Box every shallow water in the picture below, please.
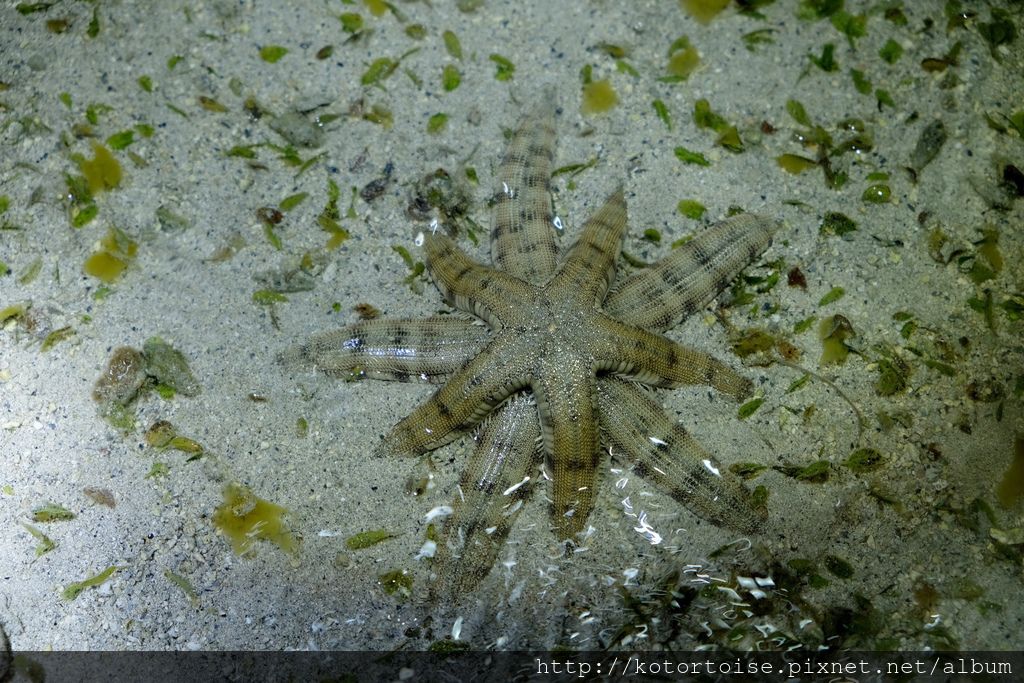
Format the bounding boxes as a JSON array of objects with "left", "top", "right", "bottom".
[{"left": 1, "top": 0, "right": 1022, "bottom": 652}]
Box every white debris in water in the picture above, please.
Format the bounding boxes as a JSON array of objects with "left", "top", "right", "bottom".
[{"left": 424, "top": 505, "right": 453, "bottom": 522}]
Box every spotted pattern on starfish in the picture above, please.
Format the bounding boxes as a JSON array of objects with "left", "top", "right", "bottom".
[{"left": 284, "top": 99, "right": 777, "bottom": 594}]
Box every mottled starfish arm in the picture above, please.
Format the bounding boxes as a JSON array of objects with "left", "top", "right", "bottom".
[
  {"left": 550, "top": 190, "right": 628, "bottom": 304},
  {"left": 379, "top": 337, "right": 530, "bottom": 456},
  {"left": 595, "top": 316, "right": 753, "bottom": 400},
  {"left": 422, "top": 233, "right": 532, "bottom": 327},
  {"left": 606, "top": 214, "right": 778, "bottom": 333},
  {"left": 433, "top": 395, "right": 541, "bottom": 595},
  {"left": 597, "top": 379, "right": 766, "bottom": 534},
  {"left": 490, "top": 100, "right": 560, "bottom": 285},
  {"left": 279, "top": 317, "right": 489, "bottom": 383},
  {"left": 535, "top": 356, "right": 602, "bottom": 539}
]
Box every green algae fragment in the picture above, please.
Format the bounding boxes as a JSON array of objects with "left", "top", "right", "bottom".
[
  {"left": 212, "top": 483, "right": 298, "bottom": 556},
  {"left": 809, "top": 43, "right": 837, "bottom": 72},
  {"left": 674, "top": 146, "right": 710, "bottom": 167},
  {"left": 21, "top": 523, "right": 55, "bottom": 556},
  {"left": 742, "top": 28, "right": 776, "bottom": 51},
  {"left": 791, "top": 460, "right": 830, "bottom": 482},
  {"left": 978, "top": 8, "right": 1017, "bottom": 59},
  {"left": 823, "top": 554, "right": 854, "bottom": 579},
  {"left": 142, "top": 337, "right": 200, "bottom": 397},
  {"left": 362, "top": 103, "right": 393, "bottom": 128},
  {"left": 345, "top": 529, "right": 397, "bottom": 550},
  {"left": 442, "top": 30, "right": 462, "bottom": 60},
  {"left": 862, "top": 184, "right": 891, "bottom": 203},
  {"left": 850, "top": 68, "right": 872, "bottom": 94},
  {"left": 106, "top": 130, "right": 134, "bottom": 150},
  {"left": 155, "top": 205, "right": 190, "bottom": 232},
  {"left": 729, "top": 462, "right": 767, "bottom": 480},
  {"left": 339, "top": 12, "right": 363, "bottom": 32},
  {"left": 362, "top": 58, "right": 397, "bottom": 86},
  {"left": 831, "top": 11, "right": 866, "bottom": 47},
  {"left": 875, "top": 357, "right": 910, "bottom": 396},
  {"left": 996, "top": 435, "right": 1024, "bottom": 509},
  {"left": 296, "top": 416, "right": 308, "bottom": 438},
  {"left": 442, "top": 64, "right": 461, "bottom": 91},
  {"left": 580, "top": 79, "right": 618, "bottom": 115},
  {"left": 0, "top": 301, "right": 31, "bottom": 324},
  {"left": 404, "top": 24, "right": 426, "bottom": 39},
  {"left": 41, "top": 326, "right": 74, "bottom": 352},
  {"left": 819, "top": 211, "right": 857, "bottom": 238},
  {"left": 81, "top": 227, "right": 137, "bottom": 282},
  {"left": 819, "top": 314, "right": 854, "bottom": 365},
  {"left": 361, "top": 50, "right": 420, "bottom": 87},
  {"left": 83, "top": 251, "right": 127, "bottom": 283},
  {"left": 818, "top": 286, "right": 845, "bottom": 306},
  {"left": 32, "top": 503, "right": 75, "bottom": 522},
  {"left": 679, "top": 0, "right": 729, "bottom": 24},
  {"left": 62, "top": 566, "right": 119, "bottom": 601},
  {"left": 17, "top": 257, "right": 41, "bottom": 285},
  {"left": 738, "top": 397, "right": 764, "bottom": 419},
  {"left": 378, "top": 569, "right": 413, "bottom": 599},
  {"left": 78, "top": 142, "right": 122, "bottom": 194},
  {"left": 843, "top": 447, "right": 884, "bottom": 473},
  {"left": 86, "top": 5, "right": 99, "bottom": 36},
  {"left": 17, "top": 2, "right": 55, "bottom": 15},
  {"left": 427, "top": 112, "right": 448, "bottom": 134},
  {"left": 731, "top": 328, "right": 776, "bottom": 359},
  {"left": 677, "top": 200, "right": 706, "bottom": 219},
  {"left": 879, "top": 38, "right": 903, "bottom": 64},
  {"left": 318, "top": 179, "right": 351, "bottom": 249},
  {"left": 259, "top": 45, "right": 288, "bottom": 63},
  {"left": 665, "top": 40, "right": 700, "bottom": 80},
  {"left": 279, "top": 192, "right": 308, "bottom": 211},
  {"left": 154, "top": 384, "right": 176, "bottom": 399},
  {"left": 786, "top": 374, "right": 811, "bottom": 393},
  {"left": 777, "top": 154, "right": 817, "bottom": 174},
  {"left": 164, "top": 569, "right": 198, "bottom": 604},
  {"left": 642, "top": 228, "right": 661, "bottom": 244},
  {"left": 489, "top": 54, "right": 515, "bottom": 81},
  {"left": 227, "top": 145, "right": 258, "bottom": 159},
  {"left": 144, "top": 420, "right": 177, "bottom": 448},
  {"left": 137, "top": 75, "right": 153, "bottom": 92},
  {"left": 145, "top": 420, "right": 204, "bottom": 458},
  {"left": 875, "top": 89, "right": 895, "bottom": 109},
  {"left": 652, "top": 99, "right": 672, "bottom": 130},
  {"left": 253, "top": 289, "right": 288, "bottom": 305},
  {"left": 693, "top": 99, "right": 742, "bottom": 152},
  {"left": 146, "top": 462, "right": 169, "bottom": 479},
  {"left": 363, "top": 0, "right": 387, "bottom": 16},
  {"left": 786, "top": 99, "right": 812, "bottom": 126}
]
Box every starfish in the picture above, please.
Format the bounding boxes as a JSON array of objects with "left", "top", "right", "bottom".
[{"left": 285, "top": 99, "right": 776, "bottom": 593}]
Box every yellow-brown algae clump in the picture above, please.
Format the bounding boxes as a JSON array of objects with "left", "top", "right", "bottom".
[{"left": 212, "top": 483, "right": 298, "bottom": 556}]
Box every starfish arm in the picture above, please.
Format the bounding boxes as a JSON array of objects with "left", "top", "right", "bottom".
[
  {"left": 535, "top": 356, "right": 602, "bottom": 539},
  {"left": 433, "top": 395, "right": 541, "bottom": 595},
  {"left": 422, "top": 233, "right": 532, "bottom": 327},
  {"left": 379, "top": 337, "right": 530, "bottom": 456},
  {"left": 280, "top": 317, "right": 488, "bottom": 383},
  {"left": 490, "top": 100, "right": 560, "bottom": 285},
  {"left": 606, "top": 213, "right": 778, "bottom": 332},
  {"left": 597, "top": 379, "right": 766, "bottom": 534},
  {"left": 594, "top": 316, "right": 753, "bottom": 400},
  {"left": 551, "top": 190, "right": 628, "bottom": 304}
]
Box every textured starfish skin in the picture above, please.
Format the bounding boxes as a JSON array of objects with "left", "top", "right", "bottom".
[{"left": 285, "top": 100, "right": 777, "bottom": 593}]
